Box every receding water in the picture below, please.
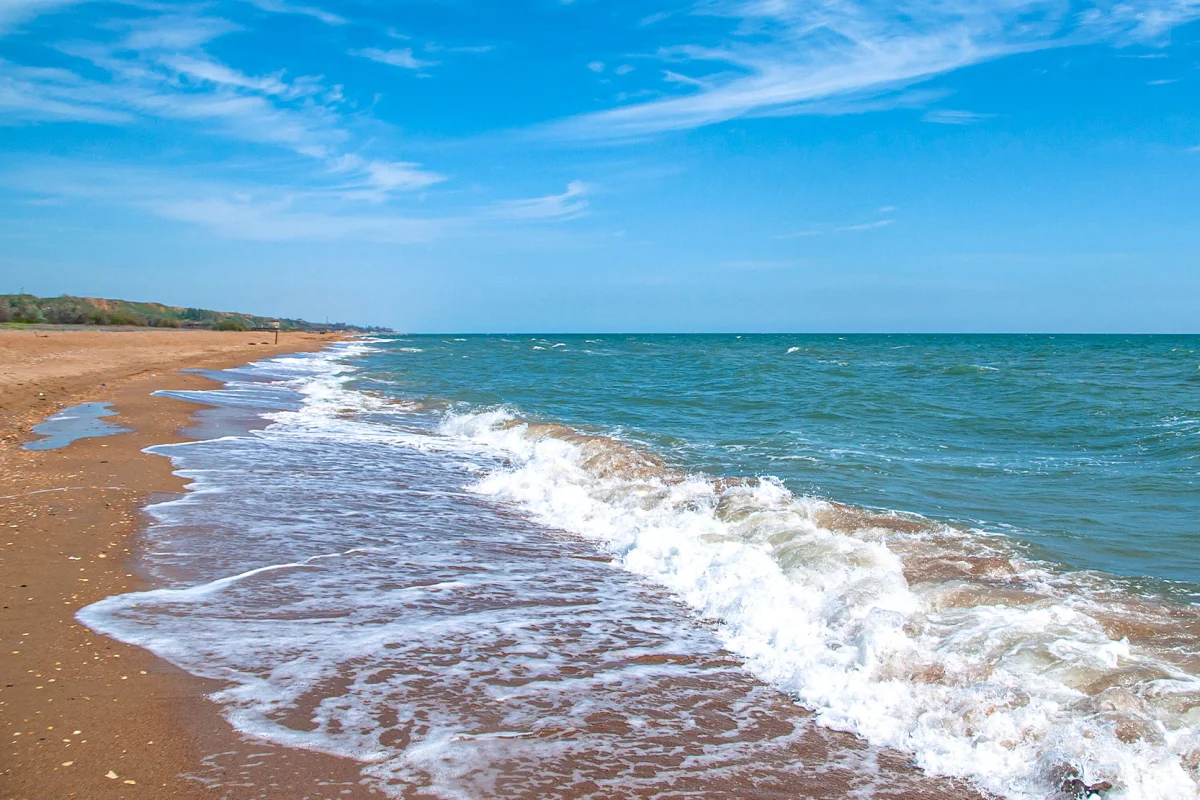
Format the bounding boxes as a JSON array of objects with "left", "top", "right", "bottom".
[{"left": 80, "top": 336, "right": 1200, "bottom": 800}]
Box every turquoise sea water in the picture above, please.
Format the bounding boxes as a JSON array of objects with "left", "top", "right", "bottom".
[{"left": 357, "top": 334, "right": 1200, "bottom": 592}]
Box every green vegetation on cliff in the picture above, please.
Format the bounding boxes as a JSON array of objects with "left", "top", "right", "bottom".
[{"left": 0, "top": 295, "right": 388, "bottom": 332}]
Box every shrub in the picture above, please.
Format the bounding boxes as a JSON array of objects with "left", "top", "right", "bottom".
[
  {"left": 215, "top": 319, "right": 249, "bottom": 332},
  {"left": 182, "top": 307, "right": 218, "bottom": 322},
  {"left": 107, "top": 311, "right": 144, "bottom": 326},
  {"left": 12, "top": 301, "right": 44, "bottom": 323}
]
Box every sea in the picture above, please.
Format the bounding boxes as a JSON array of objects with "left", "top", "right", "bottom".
[{"left": 79, "top": 334, "right": 1200, "bottom": 799}]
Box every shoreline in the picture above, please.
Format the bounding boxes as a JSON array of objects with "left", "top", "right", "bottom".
[{"left": 0, "top": 329, "right": 384, "bottom": 799}]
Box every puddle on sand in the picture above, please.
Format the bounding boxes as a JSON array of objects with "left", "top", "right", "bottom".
[{"left": 24, "top": 402, "right": 132, "bottom": 451}]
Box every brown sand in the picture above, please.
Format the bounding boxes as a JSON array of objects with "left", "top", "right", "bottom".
[{"left": 0, "top": 328, "right": 383, "bottom": 799}]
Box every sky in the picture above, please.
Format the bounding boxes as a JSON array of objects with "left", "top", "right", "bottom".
[{"left": 0, "top": 0, "right": 1198, "bottom": 332}]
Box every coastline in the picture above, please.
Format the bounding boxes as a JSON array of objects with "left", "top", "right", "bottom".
[{"left": 0, "top": 329, "right": 383, "bottom": 799}]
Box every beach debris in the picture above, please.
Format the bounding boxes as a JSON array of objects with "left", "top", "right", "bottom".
[
  {"left": 61, "top": 761, "right": 73, "bottom": 767},
  {"left": 105, "top": 770, "right": 119, "bottom": 779}
]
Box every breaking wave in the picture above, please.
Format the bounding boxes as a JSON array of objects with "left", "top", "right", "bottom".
[{"left": 439, "top": 408, "right": 1200, "bottom": 800}]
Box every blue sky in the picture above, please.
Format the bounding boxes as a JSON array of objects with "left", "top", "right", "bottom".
[{"left": 1, "top": 0, "right": 1197, "bottom": 332}]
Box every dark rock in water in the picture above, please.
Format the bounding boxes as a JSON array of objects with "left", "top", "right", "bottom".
[{"left": 1062, "top": 777, "right": 1114, "bottom": 798}]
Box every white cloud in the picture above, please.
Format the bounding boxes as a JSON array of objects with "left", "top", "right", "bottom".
[
  {"left": 662, "top": 69, "right": 709, "bottom": 88},
  {"left": 587, "top": 60, "right": 605, "bottom": 73},
  {"left": 425, "top": 42, "right": 495, "bottom": 54},
  {"left": 157, "top": 54, "right": 300, "bottom": 98},
  {"left": 923, "top": 109, "right": 995, "bottom": 124},
  {"left": 639, "top": 11, "right": 672, "bottom": 27},
  {"left": 119, "top": 15, "right": 240, "bottom": 51},
  {"left": 0, "top": 0, "right": 85, "bottom": 36},
  {"left": 329, "top": 154, "right": 446, "bottom": 201},
  {"left": 837, "top": 218, "right": 895, "bottom": 232},
  {"left": 353, "top": 47, "right": 437, "bottom": 70},
  {"left": 0, "top": 66, "right": 130, "bottom": 123},
  {"left": 7, "top": 161, "right": 451, "bottom": 243},
  {"left": 491, "top": 181, "right": 589, "bottom": 221},
  {"left": 0, "top": 12, "right": 447, "bottom": 203},
  {"left": 241, "top": 0, "right": 345, "bottom": 26},
  {"left": 779, "top": 218, "right": 896, "bottom": 238},
  {"left": 722, "top": 259, "right": 803, "bottom": 269},
  {"left": 547, "top": 0, "right": 1200, "bottom": 140},
  {"left": 150, "top": 196, "right": 442, "bottom": 242}
]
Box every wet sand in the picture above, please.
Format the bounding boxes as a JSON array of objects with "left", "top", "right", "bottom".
[{"left": 0, "top": 328, "right": 383, "bottom": 799}]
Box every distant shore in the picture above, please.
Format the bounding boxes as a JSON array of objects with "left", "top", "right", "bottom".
[{"left": 0, "top": 328, "right": 384, "bottom": 798}]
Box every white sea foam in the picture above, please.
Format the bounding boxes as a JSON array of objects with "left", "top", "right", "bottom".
[{"left": 438, "top": 409, "right": 1200, "bottom": 800}]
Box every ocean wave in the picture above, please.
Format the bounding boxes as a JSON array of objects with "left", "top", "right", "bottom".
[
  {"left": 438, "top": 409, "right": 1200, "bottom": 800},
  {"left": 944, "top": 364, "right": 1002, "bottom": 376}
]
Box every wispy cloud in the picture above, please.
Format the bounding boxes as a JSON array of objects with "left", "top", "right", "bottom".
[
  {"left": 639, "top": 11, "right": 672, "bottom": 27},
  {"left": 425, "top": 42, "right": 495, "bottom": 55},
  {"left": 546, "top": 0, "right": 1200, "bottom": 141},
  {"left": 923, "top": 109, "right": 996, "bottom": 125},
  {"left": 10, "top": 159, "right": 591, "bottom": 243},
  {"left": 7, "top": 161, "right": 452, "bottom": 243},
  {"left": 838, "top": 219, "right": 896, "bottom": 232},
  {"left": 329, "top": 155, "right": 445, "bottom": 201},
  {"left": 779, "top": 218, "right": 896, "bottom": 238},
  {"left": 119, "top": 14, "right": 240, "bottom": 50},
  {"left": 0, "top": 0, "right": 86, "bottom": 36},
  {"left": 157, "top": 53, "right": 304, "bottom": 98},
  {"left": 0, "top": 61, "right": 132, "bottom": 123},
  {"left": 353, "top": 47, "right": 437, "bottom": 71},
  {"left": 0, "top": 3, "right": 592, "bottom": 245},
  {"left": 241, "top": 0, "right": 345, "bottom": 26},
  {"left": 0, "top": 12, "right": 444, "bottom": 201},
  {"left": 491, "top": 181, "right": 589, "bottom": 221},
  {"left": 150, "top": 195, "right": 443, "bottom": 242},
  {"left": 722, "top": 259, "right": 803, "bottom": 270}
]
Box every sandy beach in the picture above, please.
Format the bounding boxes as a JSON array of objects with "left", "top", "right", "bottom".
[{"left": 0, "top": 328, "right": 384, "bottom": 799}]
